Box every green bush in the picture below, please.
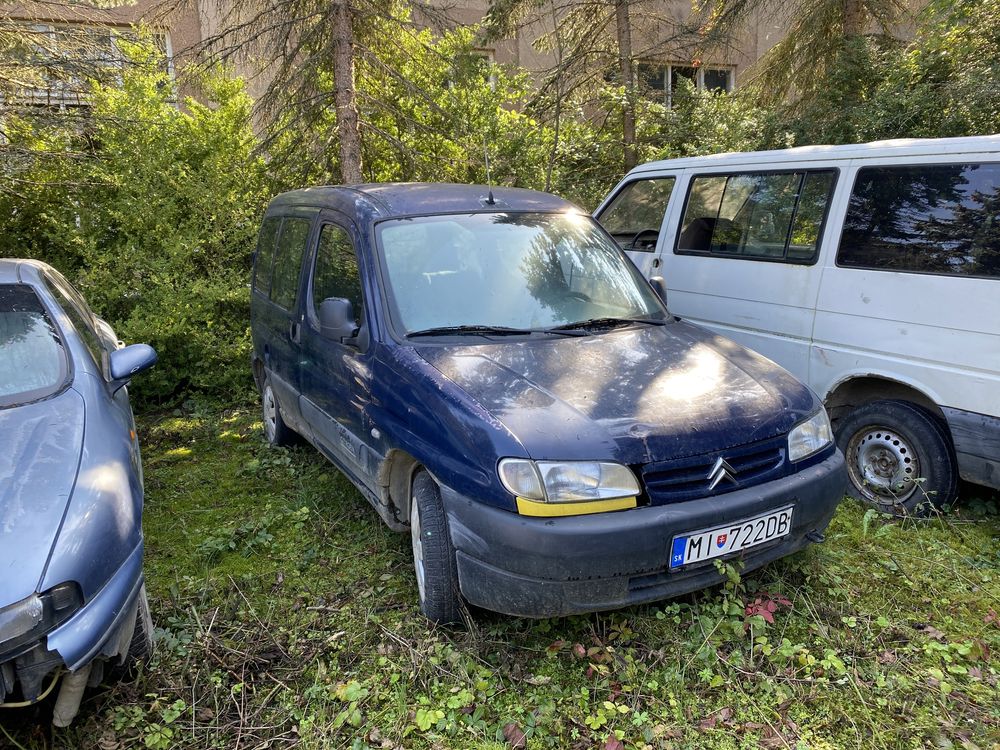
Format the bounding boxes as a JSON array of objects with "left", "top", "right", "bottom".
[{"left": 0, "top": 42, "right": 269, "bottom": 404}]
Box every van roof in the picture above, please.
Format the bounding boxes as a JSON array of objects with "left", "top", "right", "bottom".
[
  {"left": 629, "top": 134, "right": 1000, "bottom": 175},
  {"left": 268, "top": 183, "right": 577, "bottom": 219}
]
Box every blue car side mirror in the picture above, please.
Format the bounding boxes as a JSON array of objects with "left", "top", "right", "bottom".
[
  {"left": 319, "top": 297, "right": 358, "bottom": 342},
  {"left": 109, "top": 343, "right": 157, "bottom": 386}
]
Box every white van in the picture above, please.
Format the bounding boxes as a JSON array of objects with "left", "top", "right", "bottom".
[{"left": 595, "top": 135, "right": 1000, "bottom": 513}]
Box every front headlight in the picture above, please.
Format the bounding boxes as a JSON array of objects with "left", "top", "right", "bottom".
[
  {"left": 0, "top": 595, "right": 43, "bottom": 647},
  {"left": 787, "top": 409, "right": 834, "bottom": 462},
  {"left": 0, "top": 583, "right": 82, "bottom": 655},
  {"left": 498, "top": 459, "right": 640, "bottom": 503}
]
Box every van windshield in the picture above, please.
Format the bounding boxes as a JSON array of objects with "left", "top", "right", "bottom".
[
  {"left": 377, "top": 212, "right": 666, "bottom": 336},
  {"left": 0, "top": 284, "right": 68, "bottom": 407}
]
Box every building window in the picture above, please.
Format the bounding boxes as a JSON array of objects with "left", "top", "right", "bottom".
[
  {"left": 448, "top": 48, "right": 496, "bottom": 90},
  {"left": 4, "top": 23, "right": 171, "bottom": 108},
  {"left": 638, "top": 63, "right": 734, "bottom": 106}
]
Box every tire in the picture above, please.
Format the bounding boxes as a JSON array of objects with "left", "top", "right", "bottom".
[
  {"left": 835, "top": 399, "right": 958, "bottom": 515},
  {"left": 409, "top": 472, "right": 462, "bottom": 624},
  {"left": 108, "top": 585, "right": 153, "bottom": 682},
  {"left": 261, "top": 375, "right": 295, "bottom": 447}
]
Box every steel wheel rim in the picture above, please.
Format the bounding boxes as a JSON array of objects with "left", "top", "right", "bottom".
[
  {"left": 262, "top": 385, "right": 277, "bottom": 442},
  {"left": 410, "top": 497, "right": 426, "bottom": 602},
  {"left": 846, "top": 424, "right": 919, "bottom": 503}
]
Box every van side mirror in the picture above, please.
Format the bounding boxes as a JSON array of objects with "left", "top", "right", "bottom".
[
  {"left": 109, "top": 343, "right": 157, "bottom": 391},
  {"left": 320, "top": 297, "right": 358, "bottom": 341},
  {"left": 649, "top": 276, "right": 668, "bottom": 305}
]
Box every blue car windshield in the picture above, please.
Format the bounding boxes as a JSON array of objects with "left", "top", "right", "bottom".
[
  {"left": 377, "top": 211, "right": 665, "bottom": 335},
  {"left": 0, "top": 285, "right": 68, "bottom": 407}
]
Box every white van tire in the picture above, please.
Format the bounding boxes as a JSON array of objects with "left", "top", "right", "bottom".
[
  {"left": 410, "top": 472, "right": 462, "bottom": 625},
  {"left": 835, "top": 399, "right": 958, "bottom": 515},
  {"left": 261, "top": 376, "right": 295, "bottom": 447}
]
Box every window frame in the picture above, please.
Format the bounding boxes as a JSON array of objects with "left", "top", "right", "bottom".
[
  {"left": 673, "top": 167, "right": 840, "bottom": 267},
  {"left": 637, "top": 63, "right": 735, "bottom": 107},
  {"left": 252, "top": 215, "right": 283, "bottom": 298},
  {"left": 0, "top": 283, "right": 72, "bottom": 408},
  {"left": 10, "top": 22, "right": 173, "bottom": 109},
  {"left": 264, "top": 213, "right": 315, "bottom": 312},
  {"left": 41, "top": 269, "right": 110, "bottom": 377},
  {"left": 834, "top": 161, "right": 1000, "bottom": 281},
  {"left": 595, "top": 176, "right": 677, "bottom": 253},
  {"left": 306, "top": 219, "right": 367, "bottom": 333}
]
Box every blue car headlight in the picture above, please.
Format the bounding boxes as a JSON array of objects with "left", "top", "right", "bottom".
[
  {"left": 787, "top": 409, "right": 834, "bottom": 462},
  {"left": 498, "top": 459, "right": 640, "bottom": 503},
  {"left": 0, "top": 583, "right": 83, "bottom": 656}
]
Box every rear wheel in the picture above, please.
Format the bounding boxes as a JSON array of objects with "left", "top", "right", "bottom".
[
  {"left": 835, "top": 399, "right": 957, "bottom": 515},
  {"left": 410, "top": 472, "right": 462, "bottom": 624},
  {"left": 261, "top": 376, "right": 294, "bottom": 447}
]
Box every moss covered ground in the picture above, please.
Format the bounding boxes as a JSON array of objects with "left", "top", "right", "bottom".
[{"left": 3, "top": 406, "right": 999, "bottom": 749}]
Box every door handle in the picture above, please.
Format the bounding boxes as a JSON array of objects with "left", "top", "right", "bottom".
[
  {"left": 289, "top": 320, "right": 301, "bottom": 344},
  {"left": 652, "top": 258, "right": 661, "bottom": 268}
]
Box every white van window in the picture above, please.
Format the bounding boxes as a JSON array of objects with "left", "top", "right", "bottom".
[
  {"left": 676, "top": 170, "right": 836, "bottom": 264},
  {"left": 838, "top": 163, "right": 1000, "bottom": 278},
  {"left": 596, "top": 178, "right": 675, "bottom": 251}
]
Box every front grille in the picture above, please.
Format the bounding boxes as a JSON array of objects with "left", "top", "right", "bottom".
[{"left": 641, "top": 436, "right": 787, "bottom": 505}]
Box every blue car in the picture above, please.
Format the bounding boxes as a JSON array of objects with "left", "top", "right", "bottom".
[
  {"left": 250, "top": 184, "right": 847, "bottom": 623},
  {"left": 0, "top": 259, "right": 156, "bottom": 725}
]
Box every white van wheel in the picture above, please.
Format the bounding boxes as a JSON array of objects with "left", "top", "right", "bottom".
[{"left": 836, "top": 399, "right": 957, "bottom": 515}]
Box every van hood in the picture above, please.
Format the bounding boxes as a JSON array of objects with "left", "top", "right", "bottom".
[
  {"left": 416, "top": 321, "right": 818, "bottom": 464},
  {"left": 0, "top": 389, "right": 85, "bottom": 606}
]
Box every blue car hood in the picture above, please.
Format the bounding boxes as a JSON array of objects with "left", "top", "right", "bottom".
[
  {"left": 0, "top": 389, "right": 84, "bottom": 605},
  {"left": 416, "top": 322, "right": 817, "bottom": 464}
]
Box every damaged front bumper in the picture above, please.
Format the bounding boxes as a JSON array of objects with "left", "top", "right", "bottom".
[
  {"left": 0, "top": 542, "right": 144, "bottom": 705},
  {"left": 441, "top": 452, "right": 846, "bottom": 617}
]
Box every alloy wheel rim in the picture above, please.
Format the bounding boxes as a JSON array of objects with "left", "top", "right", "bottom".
[
  {"left": 410, "top": 497, "right": 426, "bottom": 602},
  {"left": 846, "top": 424, "right": 919, "bottom": 503},
  {"left": 262, "top": 385, "right": 277, "bottom": 442}
]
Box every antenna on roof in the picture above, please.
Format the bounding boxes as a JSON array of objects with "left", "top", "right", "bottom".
[{"left": 483, "top": 138, "right": 495, "bottom": 205}]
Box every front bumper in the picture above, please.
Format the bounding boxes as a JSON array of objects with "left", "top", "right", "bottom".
[
  {"left": 0, "top": 543, "right": 143, "bottom": 703},
  {"left": 441, "top": 451, "right": 846, "bottom": 617}
]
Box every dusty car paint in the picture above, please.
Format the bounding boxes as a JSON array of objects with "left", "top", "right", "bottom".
[
  {"left": 251, "top": 184, "right": 847, "bottom": 619},
  {"left": 0, "top": 259, "right": 155, "bottom": 718}
]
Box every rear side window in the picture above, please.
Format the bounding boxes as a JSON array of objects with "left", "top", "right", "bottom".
[
  {"left": 596, "top": 178, "right": 675, "bottom": 251},
  {"left": 312, "top": 224, "right": 364, "bottom": 321},
  {"left": 269, "top": 218, "right": 312, "bottom": 309},
  {"left": 676, "top": 170, "right": 836, "bottom": 263},
  {"left": 0, "top": 285, "right": 68, "bottom": 406},
  {"left": 253, "top": 217, "right": 281, "bottom": 295},
  {"left": 42, "top": 272, "right": 107, "bottom": 374},
  {"left": 838, "top": 163, "right": 1000, "bottom": 278}
]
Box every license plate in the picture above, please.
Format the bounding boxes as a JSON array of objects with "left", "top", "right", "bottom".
[{"left": 669, "top": 506, "right": 794, "bottom": 569}]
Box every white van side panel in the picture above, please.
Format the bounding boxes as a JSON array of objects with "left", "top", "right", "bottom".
[
  {"left": 811, "top": 268, "right": 1000, "bottom": 416},
  {"left": 661, "top": 168, "right": 845, "bottom": 386}
]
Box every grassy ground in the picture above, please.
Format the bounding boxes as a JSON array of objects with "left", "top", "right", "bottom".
[{"left": 4, "top": 406, "right": 1000, "bottom": 749}]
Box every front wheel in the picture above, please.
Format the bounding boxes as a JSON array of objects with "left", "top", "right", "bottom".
[
  {"left": 107, "top": 584, "right": 153, "bottom": 682},
  {"left": 410, "top": 472, "right": 462, "bottom": 624},
  {"left": 835, "top": 399, "right": 957, "bottom": 515}
]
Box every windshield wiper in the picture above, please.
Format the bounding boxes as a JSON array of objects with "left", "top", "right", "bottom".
[
  {"left": 546, "top": 316, "right": 667, "bottom": 332},
  {"left": 406, "top": 324, "right": 535, "bottom": 338}
]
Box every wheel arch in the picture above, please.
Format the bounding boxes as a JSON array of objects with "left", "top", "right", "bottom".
[
  {"left": 376, "top": 449, "right": 423, "bottom": 525},
  {"left": 824, "top": 373, "right": 948, "bottom": 430},
  {"left": 251, "top": 355, "right": 265, "bottom": 391}
]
